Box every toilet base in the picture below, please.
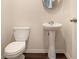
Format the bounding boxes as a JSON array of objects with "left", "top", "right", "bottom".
[
  {"left": 23, "top": 53, "right": 27, "bottom": 59},
  {"left": 4, "top": 53, "right": 26, "bottom": 59}
]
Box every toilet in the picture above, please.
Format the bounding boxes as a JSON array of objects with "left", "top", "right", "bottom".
[{"left": 4, "top": 27, "right": 30, "bottom": 59}]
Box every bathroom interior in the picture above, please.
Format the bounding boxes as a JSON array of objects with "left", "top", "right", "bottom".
[{"left": 1, "top": 0, "right": 77, "bottom": 59}]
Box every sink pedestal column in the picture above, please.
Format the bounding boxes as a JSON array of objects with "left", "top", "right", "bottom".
[{"left": 48, "top": 31, "right": 56, "bottom": 59}]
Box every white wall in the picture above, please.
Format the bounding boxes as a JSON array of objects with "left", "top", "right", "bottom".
[
  {"left": 12, "top": 0, "right": 76, "bottom": 58},
  {"left": 1, "top": 0, "right": 13, "bottom": 58},
  {"left": 1, "top": 0, "right": 76, "bottom": 59},
  {"left": 12, "top": 0, "right": 65, "bottom": 53},
  {"left": 65, "top": 0, "right": 77, "bottom": 58}
]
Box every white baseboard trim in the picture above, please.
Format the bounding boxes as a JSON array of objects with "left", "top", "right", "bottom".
[
  {"left": 26, "top": 49, "right": 48, "bottom": 53},
  {"left": 56, "top": 49, "right": 65, "bottom": 53},
  {"left": 65, "top": 52, "right": 72, "bottom": 59},
  {"left": 25, "top": 49, "right": 65, "bottom": 53}
]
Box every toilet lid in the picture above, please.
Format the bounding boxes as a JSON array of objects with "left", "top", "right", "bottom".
[{"left": 5, "top": 42, "right": 25, "bottom": 55}]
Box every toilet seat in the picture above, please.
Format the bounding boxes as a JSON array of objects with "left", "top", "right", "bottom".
[{"left": 5, "top": 42, "right": 25, "bottom": 58}]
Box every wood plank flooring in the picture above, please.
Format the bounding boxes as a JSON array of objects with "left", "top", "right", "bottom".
[{"left": 23, "top": 53, "right": 67, "bottom": 59}]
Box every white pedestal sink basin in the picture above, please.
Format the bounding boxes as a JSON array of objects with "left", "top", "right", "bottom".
[{"left": 43, "top": 22, "right": 62, "bottom": 59}]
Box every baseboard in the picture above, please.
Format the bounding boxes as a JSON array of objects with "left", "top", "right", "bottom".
[
  {"left": 56, "top": 49, "right": 65, "bottom": 53},
  {"left": 65, "top": 52, "right": 72, "bottom": 59},
  {"left": 26, "top": 49, "right": 48, "bottom": 53},
  {"left": 25, "top": 49, "right": 65, "bottom": 53}
]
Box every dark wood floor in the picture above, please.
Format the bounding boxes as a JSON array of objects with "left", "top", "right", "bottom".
[{"left": 23, "top": 53, "right": 67, "bottom": 59}]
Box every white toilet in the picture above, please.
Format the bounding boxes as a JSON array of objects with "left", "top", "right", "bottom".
[{"left": 4, "top": 27, "right": 30, "bottom": 59}]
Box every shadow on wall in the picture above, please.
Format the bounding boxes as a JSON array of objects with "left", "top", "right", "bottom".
[
  {"left": 11, "top": 33, "right": 16, "bottom": 42},
  {"left": 55, "top": 29, "right": 66, "bottom": 52},
  {"left": 42, "top": 0, "right": 63, "bottom": 14},
  {"left": 43, "top": 30, "right": 49, "bottom": 50}
]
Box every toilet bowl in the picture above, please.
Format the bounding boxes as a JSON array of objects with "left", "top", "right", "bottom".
[{"left": 4, "top": 27, "right": 30, "bottom": 59}]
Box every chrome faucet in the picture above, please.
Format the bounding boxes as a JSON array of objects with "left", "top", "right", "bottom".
[{"left": 49, "top": 20, "right": 54, "bottom": 25}]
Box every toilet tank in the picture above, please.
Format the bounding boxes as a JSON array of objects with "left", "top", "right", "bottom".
[{"left": 13, "top": 27, "right": 30, "bottom": 41}]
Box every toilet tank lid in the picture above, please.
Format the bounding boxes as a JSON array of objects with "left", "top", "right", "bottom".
[{"left": 13, "top": 27, "right": 30, "bottom": 30}]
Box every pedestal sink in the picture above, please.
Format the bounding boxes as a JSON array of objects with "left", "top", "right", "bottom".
[{"left": 43, "top": 22, "right": 62, "bottom": 59}]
